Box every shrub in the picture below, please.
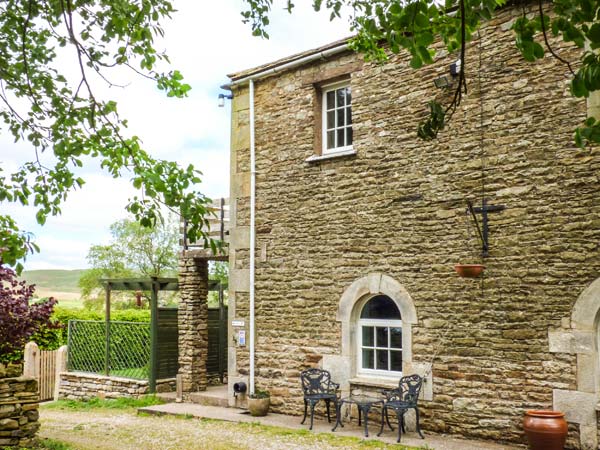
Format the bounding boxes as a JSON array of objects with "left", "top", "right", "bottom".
[{"left": 0, "top": 264, "right": 57, "bottom": 363}]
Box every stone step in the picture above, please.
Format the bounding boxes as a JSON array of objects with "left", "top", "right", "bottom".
[
  {"left": 188, "top": 386, "right": 229, "bottom": 408},
  {"left": 155, "top": 391, "right": 177, "bottom": 403}
]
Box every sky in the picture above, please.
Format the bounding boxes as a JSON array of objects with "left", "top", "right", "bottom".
[{"left": 1, "top": 1, "right": 352, "bottom": 270}]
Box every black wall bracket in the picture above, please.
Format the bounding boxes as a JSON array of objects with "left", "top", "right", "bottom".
[{"left": 466, "top": 199, "right": 505, "bottom": 258}]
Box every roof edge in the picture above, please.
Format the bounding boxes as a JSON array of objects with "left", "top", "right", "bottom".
[{"left": 227, "top": 36, "right": 353, "bottom": 82}]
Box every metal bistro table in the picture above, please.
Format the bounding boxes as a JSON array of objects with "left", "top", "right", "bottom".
[{"left": 332, "top": 395, "right": 384, "bottom": 437}]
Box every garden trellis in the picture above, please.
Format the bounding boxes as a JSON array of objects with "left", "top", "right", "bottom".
[{"left": 67, "top": 277, "right": 179, "bottom": 393}]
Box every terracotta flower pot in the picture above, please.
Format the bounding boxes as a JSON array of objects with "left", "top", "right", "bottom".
[
  {"left": 454, "top": 264, "right": 485, "bottom": 278},
  {"left": 523, "top": 410, "right": 567, "bottom": 450},
  {"left": 248, "top": 397, "right": 270, "bottom": 417}
]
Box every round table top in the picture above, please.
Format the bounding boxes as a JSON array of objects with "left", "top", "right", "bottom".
[{"left": 339, "top": 395, "right": 384, "bottom": 405}]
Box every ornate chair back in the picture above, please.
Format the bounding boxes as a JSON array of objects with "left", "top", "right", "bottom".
[
  {"left": 398, "top": 374, "right": 423, "bottom": 406},
  {"left": 300, "top": 368, "right": 333, "bottom": 396}
]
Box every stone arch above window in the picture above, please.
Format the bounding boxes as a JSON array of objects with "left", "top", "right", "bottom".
[
  {"left": 335, "top": 273, "right": 417, "bottom": 378},
  {"left": 337, "top": 273, "right": 417, "bottom": 325}
]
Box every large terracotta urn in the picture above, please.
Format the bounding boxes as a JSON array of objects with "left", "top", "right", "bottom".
[{"left": 523, "top": 410, "right": 567, "bottom": 450}]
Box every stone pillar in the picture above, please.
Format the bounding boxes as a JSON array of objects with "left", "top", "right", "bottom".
[
  {"left": 23, "top": 342, "right": 39, "bottom": 379},
  {"left": 178, "top": 254, "right": 209, "bottom": 394},
  {"left": 54, "top": 345, "right": 68, "bottom": 401}
]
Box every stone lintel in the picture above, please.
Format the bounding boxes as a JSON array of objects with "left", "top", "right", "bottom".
[
  {"left": 553, "top": 389, "right": 596, "bottom": 425},
  {"left": 230, "top": 269, "right": 250, "bottom": 292},
  {"left": 322, "top": 355, "right": 352, "bottom": 394},
  {"left": 548, "top": 330, "right": 594, "bottom": 354},
  {"left": 577, "top": 353, "right": 597, "bottom": 393},
  {"left": 229, "top": 226, "right": 250, "bottom": 250},
  {"left": 232, "top": 172, "right": 251, "bottom": 198}
]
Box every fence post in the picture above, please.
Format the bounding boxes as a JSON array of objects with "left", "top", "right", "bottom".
[
  {"left": 149, "top": 280, "right": 158, "bottom": 393},
  {"left": 105, "top": 284, "right": 111, "bottom": 376},
  {"left": 54, "top": 345, "right": 68, "bottom": 401},
  {"left": 23, "top": 342, "right": 40, "bottom": 379}
]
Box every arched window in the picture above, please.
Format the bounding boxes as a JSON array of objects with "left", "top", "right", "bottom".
[{"left": 357, "top": 295, "right": 402, "bottom": 376}]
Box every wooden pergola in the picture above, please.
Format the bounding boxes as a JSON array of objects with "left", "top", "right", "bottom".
[{"left": 100, "top": 277, "right": 179, "bottom": 392}]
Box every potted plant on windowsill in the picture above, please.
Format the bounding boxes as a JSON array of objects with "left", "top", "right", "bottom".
[{"left": 247, "top": 389, "right": 270, "bottom": 417}]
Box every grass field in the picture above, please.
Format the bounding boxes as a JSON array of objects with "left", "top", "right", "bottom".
[{"left": 21, "top": 269, "right": 86, "bottom": 308}]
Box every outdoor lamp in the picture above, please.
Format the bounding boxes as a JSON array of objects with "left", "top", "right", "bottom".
[{"left": 218, "top": 93, "right": 233, "bottom": 107}]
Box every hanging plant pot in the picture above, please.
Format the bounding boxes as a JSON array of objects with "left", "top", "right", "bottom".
[
  {"left": 523, "top": 410, "right": 567, "bottom": 450},
  {"left": 454, "top": 264, "right": 485, "bottom": 278}
]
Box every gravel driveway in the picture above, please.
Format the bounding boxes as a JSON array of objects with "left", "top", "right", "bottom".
[{"left": 39, "top": 406, "right": 419, "bottom": 450}]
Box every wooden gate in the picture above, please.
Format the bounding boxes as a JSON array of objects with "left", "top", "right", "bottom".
[
  {"left": 38, "top": 349, "right": 58, "bottom": 401},
  {"left": 24, "top": 343, "right": 66, "bottom": 402}
]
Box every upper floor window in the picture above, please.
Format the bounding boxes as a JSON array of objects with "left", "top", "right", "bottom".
[
  {"left": 322, "top": 81, "right": 352, "bottom": 154},
  {"left": 358, "top": 295, "right": 402, "bottom": 376}
]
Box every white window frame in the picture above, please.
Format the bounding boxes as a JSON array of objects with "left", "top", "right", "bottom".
[
  {"left": 321, "top": 80, "right": 352, "bottom": 155},
  {"left": 357, "top": 317, "right": 403, "bottom": 378}
]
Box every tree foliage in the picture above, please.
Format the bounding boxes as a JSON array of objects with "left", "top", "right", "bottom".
[
  {"left": 0, "top": 263, "right": 57, "bottom": 363},
  {"left": 79, "top": 216, "right": 178, "bottom": 301},
  {"left": 242, "top": 0, "right": 600, "bottom": 146},
  {"left": 0, "top": 0, "right": 213, "bottom": 274}
]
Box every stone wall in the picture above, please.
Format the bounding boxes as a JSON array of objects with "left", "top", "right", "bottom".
[
  {"left": 58, "top": 372, "right": 175, "bottom": 400},
  {"left": 226, "top": 4, "right": 600, "bottom": 450},
  {"left": 178, "top": 252, "right": 209, "bottom": 395},
  {"left": 0, "top": 374, "right": 39, "bottom": 448}
]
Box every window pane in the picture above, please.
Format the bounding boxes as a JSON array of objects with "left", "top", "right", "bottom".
[
  {"left": 376, "top": 327, "right": 388, "bottom": 347},
  {"left": 362, "top": 326, "right": 374, "bottom": 347},
  {"left": 347, "top": 106, "right": 352, "bottom": 125},
  {"left": 336, "top": 108, "right": 345, "bottom": 127},
  {"left": 346, "top": 127, "right": 353, "bottom": 146},
  {"left": 376, "top": 349, "right": 388, "bottom": 371},
  {"left": 390, "top": 351, "right": 402, "bottom": 372},
  {"left": 390, "top": 327, "right": 402, "bottom": 349},
  {"left": 360, "top": 295, "right": 401, "bottom": 319},
  {"left": 327, "top": 111, "right": 335, "bottom": 129},
  {"left": 346, "top": 88, "right": 351, "bottom": 105},
  {"left": 337, "top": 128, "right": 345, "bottom": 147},
  {"left": 327, "top": 131, "right": 335, "bottom": 149},
  {"left": 336, "top": 88, "right": 345, "bottom": 107},
  {"left": 326, "top": 91, "right": 335, "bottom": 109},
  {"left": 362, "top": 349, "right": 374, "bottom": 369}
]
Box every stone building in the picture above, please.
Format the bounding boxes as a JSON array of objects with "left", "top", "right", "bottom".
[{"left": 179, "top": 4, "right": 600, "bottom": 450}]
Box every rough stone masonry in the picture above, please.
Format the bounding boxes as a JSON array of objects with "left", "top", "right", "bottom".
[
  {"left": 0, "top": 368, "right": 40, "bottom": 448},
  {"left": 212, "top": 3, "right": 600, "bottom": 450}
]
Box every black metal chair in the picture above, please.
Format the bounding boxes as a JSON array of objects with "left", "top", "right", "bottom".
[
  {"left": 378, "top": 374, "right": 425, "bottom": 442},
  {"left": 300, "top": 368, "right": 340, "bottom": 430}
]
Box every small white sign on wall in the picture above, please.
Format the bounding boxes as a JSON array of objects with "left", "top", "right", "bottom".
[{"left": 232, "top": 320, "right": 245, "bottom": 327}]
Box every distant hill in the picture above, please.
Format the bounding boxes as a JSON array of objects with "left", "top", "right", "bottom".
[{"left": 20, "top": 269, "right": 86, "bottom": 304}]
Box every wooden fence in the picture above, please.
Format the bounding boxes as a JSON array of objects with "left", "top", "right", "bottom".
[{"left": 23, "top": 342, "right": 67, "bottom": 402}]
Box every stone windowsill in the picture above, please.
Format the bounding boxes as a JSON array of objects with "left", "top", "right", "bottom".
[
  {"left": 305, "top": 149, "right": 357, "bottom": 164},
  {"left": 348, "top": 376, "right": 398, "bottom": 390}
]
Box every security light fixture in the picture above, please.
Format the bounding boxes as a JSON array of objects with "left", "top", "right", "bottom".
[
  {"left": 433, "top": 75, "right": 451, "bottom": 89},
  {"left": 433, "top": 59, "right": 462, "bottom": 89},
  {"left": 218, "top": 93, "right": 233, "bottom": 107}
]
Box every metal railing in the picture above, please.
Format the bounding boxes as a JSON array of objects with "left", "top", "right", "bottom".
[{"left": 67, "top": 320, "right": 150, "bottom": 380}]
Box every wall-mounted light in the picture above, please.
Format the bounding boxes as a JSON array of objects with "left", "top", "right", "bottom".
[
  {"left": 433, "top": 76, "right": 451, "bottom": 89},
  {"left": 218, "top": 93, "right": 233, "bottom": 107},
  {"left": 433, "top": 59, "right": 461, "bottom": 90}
]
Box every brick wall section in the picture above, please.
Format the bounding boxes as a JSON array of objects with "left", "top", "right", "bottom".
[
  {"left": 0, "top": 375, "right": 39, "bottom": 448},
  {"left": 58, "top": 373, "right": 175, "bottom": 400},
  {"left": 178, "top": 254, "right": 209, "bottom": 394},
  {"left": 227, "top": 4, "right": 600, "bottom": 449}
]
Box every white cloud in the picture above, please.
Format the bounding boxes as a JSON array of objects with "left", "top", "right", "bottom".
[{"left": 0, "top": 1, "right": 352, "bottom": 270}]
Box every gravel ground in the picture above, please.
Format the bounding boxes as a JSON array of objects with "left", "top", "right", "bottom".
[{"left": 39, "top": 406, "right": 422, "bottom": 450}]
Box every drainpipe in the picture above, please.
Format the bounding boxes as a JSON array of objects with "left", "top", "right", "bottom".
[
  {"left": 227, "top": 42, "right": 350, "bottom": 396},
  {"left": 249, "top": 78, "right": 256, "bottom": 396}
]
